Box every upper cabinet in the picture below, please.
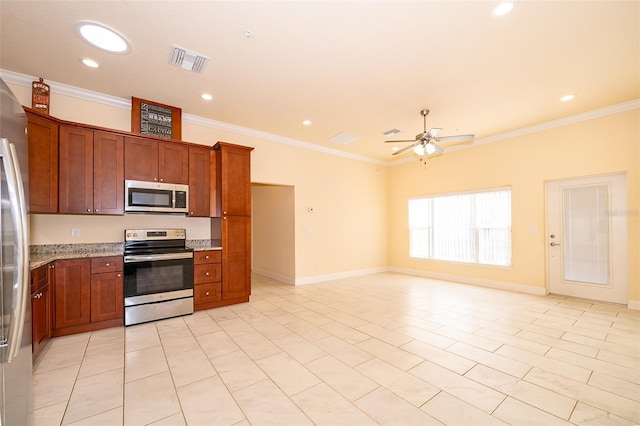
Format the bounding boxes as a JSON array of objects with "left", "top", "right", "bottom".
[
  {"left": 124, "top": 136, "right": 189, "bottom": 184},
  {"left": 58, "top": 126, "right": 124, "bottom": 215},
  {"left": 26, "top": 111, "right": 58, "bottom": 213},
  {"left": 213, "top": 141, "right": 253, "bottom": 216},
  {"left": 188, "top": 145, "right": 211, "bottom": 217}
]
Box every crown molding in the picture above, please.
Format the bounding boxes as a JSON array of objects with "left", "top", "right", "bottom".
[
  {"left": 3, "top": 69, "right": 637, "bottom": 168},
  {"left": 390, "top": 99, "right": 640, "bottom": 166},
  {"left": 0, "top": 69, "right": 387, "bottom": 166}
]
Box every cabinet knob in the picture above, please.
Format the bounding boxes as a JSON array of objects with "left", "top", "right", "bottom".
[
  {"left": 95, "top": 209, "right": 99, "bottom": 212},
  {"left": 190, "top": 212, "right": 194, "bottom": 215},
  {"left": 105, "top": 262, "right": 110, "bottom": 267},
  {"left": 87, "top": 208, "right": 91, "bottom": 212},
  {"left": 205, "top": 272, "right": 210, "bottom": 276},
  {"left": 205, "top": 291, "right": 210, "bottom": 296},
  {"left": 159, "top": 178, "right": 164, "bottom": 182},
  {"left": 117, "top": 273, "right": 121, "bottom": 277},
  {"left": 205, "top": 255, "right": 209, "bottom": 259}
]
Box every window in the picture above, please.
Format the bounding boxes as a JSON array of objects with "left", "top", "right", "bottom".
[{"left": 409, "top": 188, "right": 511, "bottom": 266}]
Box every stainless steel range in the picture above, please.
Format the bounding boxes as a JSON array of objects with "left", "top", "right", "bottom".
[{"left": 123, "top": 229, "right": 194, "bottom": 326}]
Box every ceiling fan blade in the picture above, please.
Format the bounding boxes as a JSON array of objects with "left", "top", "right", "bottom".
[
  {"left": 428, "top": 128, "right": 443, "bottom": 138},
  {"left": 392, "top": 142, "right": 419, "bottom": 155},
  {"left": 436, "top": 134, "right": 475, "bottom": 144},
  {"left": 384, "top": 139, "right": 419, "bottom": 143}
]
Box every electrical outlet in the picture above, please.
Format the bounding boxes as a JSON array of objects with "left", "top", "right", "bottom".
[
  {"left": 187, "top": 228, "right": 194, "bottom": 236},
  {"left": 71, "top": 228, "right": 80, "bottom": 237}
]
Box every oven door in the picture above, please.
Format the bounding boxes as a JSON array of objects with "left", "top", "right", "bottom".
[{"left": 123, "top": 252, "right": 194, "bottom": 306}]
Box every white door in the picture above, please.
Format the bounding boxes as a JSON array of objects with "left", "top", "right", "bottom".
[{"left": 546, "top": 174, "right": 628, "bottom": 304}]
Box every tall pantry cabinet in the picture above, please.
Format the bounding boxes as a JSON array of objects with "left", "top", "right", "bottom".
[{"left": 212, "top": 141, "right": 254, "bottom": 307}]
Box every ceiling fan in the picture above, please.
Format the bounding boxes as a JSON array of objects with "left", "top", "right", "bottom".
[{"left": 385, "top": 109, "right": 474, "bottom": 157}]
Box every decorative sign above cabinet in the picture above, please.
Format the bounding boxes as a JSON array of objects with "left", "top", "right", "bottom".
[
  {"left": 131, "top": 96, "right": 181, "bottom": 140},
  {"left": 32, "top": 77, "right": 50, "bottom": 114}
]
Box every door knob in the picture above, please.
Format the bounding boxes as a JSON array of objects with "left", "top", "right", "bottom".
[{"left": 550, "top": 242, "right": 561, "bottom": 246}]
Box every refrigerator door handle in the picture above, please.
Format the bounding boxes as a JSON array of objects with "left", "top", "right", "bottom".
[{"left": 0, "top": 138, "right": 29, "bottom": 362}]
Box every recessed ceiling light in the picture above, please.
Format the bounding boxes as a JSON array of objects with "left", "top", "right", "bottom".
[
  {"left": 200, "top": 93, "right": 213, "bottom": 101},
  {"left": 81, "top": 58, "right": 100, "bottom": 68},
  {"left": 302, "top": 120, "right": 312, "bottom": 126},
  {"left": 560, "top": 94, "right": 576, "bottom": 102},
  {"left": 74, "top": 21, "right": 131, "bottom": 54},
  {"left": 492, "top": 2, "right": 514, "bottom": 17}
]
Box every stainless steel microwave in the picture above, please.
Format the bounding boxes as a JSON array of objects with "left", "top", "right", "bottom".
[{"left": 125, "top": 180, "right": 189, "bottom": 214}]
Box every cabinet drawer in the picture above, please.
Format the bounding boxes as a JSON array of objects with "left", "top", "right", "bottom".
[
  {"left": 194, "top": 250, "right": 221, "bottom": 264},
  {"left": 31, "top": 264, "right": 49, "bottom": 293},
  {"left": 91, "top": 256, "right": 123, "bottom": 274},
  {"left": 194, "top": 263, "right": 222, "bottom": 284},
  {"left": 194, "top": 283, "right": 221, "bottom": 304}
]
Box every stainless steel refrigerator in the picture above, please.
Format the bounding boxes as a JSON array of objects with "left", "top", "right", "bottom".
[{"left": 0, "top": 77, "right": 32, "bottom": 425}]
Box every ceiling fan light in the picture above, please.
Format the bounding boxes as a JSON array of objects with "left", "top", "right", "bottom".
[
  {"left": 425, "top": 143, "right": 438, "bottom": 155},
  {"left": 413, "top": 144, "right": 426, "bottom": 156}
]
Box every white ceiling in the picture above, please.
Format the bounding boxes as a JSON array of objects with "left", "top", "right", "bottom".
[{"left": 1, "top": 1, "right": 638, "bottom": 162}]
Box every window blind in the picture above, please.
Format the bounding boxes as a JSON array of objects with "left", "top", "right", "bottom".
[{"left": 409, "top": 188, "right": 511, "bottom": 266}]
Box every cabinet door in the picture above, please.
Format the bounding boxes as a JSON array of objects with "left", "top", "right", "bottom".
[
  {"left": 54, "top": 259, "right": 91, "bottom": 329},
  {"left": 90, "top": 272, "right": 124, "bottom": 322},
  {"left": 124, "top": 137, "right": 158, "bottom": 181},
  {"left": 93, "top": 131, "right": 124, "bottom": 215},
  {"left": 222, "top": 215, "right": 251, "bottom": 300},
  {"left": 26, "top": 112, "right": 58, "bottom": 213},
  {"left": 31, "top": 264, "right": 52, "bottom": 358},
  {"left": 188, "top": 146, "right": 211, "bottom": 217},
  {"left": 216, "top": 143, "right": 252, "bottom": 216},
  {"left": 59, "top": 126, "right": 94, "bottom": 214},
  {"left": 159, "top": 141, "right": 189, "bottom": 184}
]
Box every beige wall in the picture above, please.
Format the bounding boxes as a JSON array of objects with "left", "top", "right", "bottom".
[
  {"left": 389, "top": 109, "right": 639, "bottom": 300},
  {"left": 9, "top": 81, "right": 389, "bottom": 282}
]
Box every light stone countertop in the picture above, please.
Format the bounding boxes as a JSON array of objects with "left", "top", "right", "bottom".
[{"left": 29, "top": 239, "right": 222, "bottom": 270}]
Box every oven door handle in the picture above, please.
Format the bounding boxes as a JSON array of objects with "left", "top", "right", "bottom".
[{"left": 124, "top": 252, "right": 194, "bottom": 263}]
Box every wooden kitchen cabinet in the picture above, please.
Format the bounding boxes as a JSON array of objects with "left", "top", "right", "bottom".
[
  {"left": 93, "top": 131, "right": 125, "bottom": 214},
  {"left": 193, "top": 250, "right": 222, "bottom": 311},
  {"left": 222, "top": 216, "right": 251, "bottom": 302},
  {"left": 124, "top": 136, "right": 189, "bottom": 184},
  {"left": 188, "top": 145, "right": 211, "bottom": 217},
  {"left": 58, "top": 126, "right": 124, "bottom": 215},
  {"left": 53, "top": 258, "right": 91, "bottom": 333},
  {"left": 211, "top": 141, "right": 253, "bottom": 308},
  {"left": 213, "top": 142, "right": 253, "bottom": 216},
  {"left": 90, "top": 257, "right": 124, "bottom": 322},
  {"left": 26, "top": 110, "right": 58, "bottom": 213},
  {"left": 53, "top": 256, "right": 123, "bottom": 337},
  {"left": 31, "top": 263, "right": 53, "bottom": 361}
]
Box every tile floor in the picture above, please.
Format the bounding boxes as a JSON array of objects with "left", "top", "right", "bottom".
[{"left": 32, "top": 272, "right": 640, "bottom": 425}]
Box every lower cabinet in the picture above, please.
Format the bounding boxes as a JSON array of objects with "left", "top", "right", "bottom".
[
  {"left": 31, "top": 263, "right": 53, "bottom": 362},
  {"left": 53, "top": 256, "right": 123, "bottom": 337},
  {"left": 193, "top": 250, "right": 223, "bottom": 311},
  {"left": 90, "top": 257, "right": 124, "bottom": 323}
]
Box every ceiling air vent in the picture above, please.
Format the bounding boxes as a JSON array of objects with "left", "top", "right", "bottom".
[
  {"left": 383, "top": 128, "right": 402, "bottom": 137},
  {"left": 329, "top": 132, "right": 360, "bottom": 144},
  {"left": 169, "top": 45, "right": 209, "bottom": 73}
]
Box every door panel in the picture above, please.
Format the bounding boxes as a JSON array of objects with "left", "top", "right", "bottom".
[{"left": 547, "top": 174, "right": 628, "bottom": 304}]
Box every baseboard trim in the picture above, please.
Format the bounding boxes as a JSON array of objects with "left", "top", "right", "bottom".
[
  {"left": 294, "top": 267, "right": 390, "bottom": 286},
  {"left": 389, "top": 267, "right": 548, "bottom": 296},
  {"left": 252, "top": 268, "right": 296, "bottom": 285},
  {"left": 627, "top": 300, "right": 640, "bottom": 310}
]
